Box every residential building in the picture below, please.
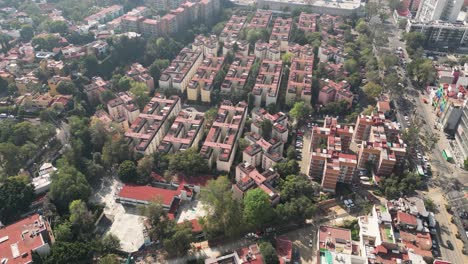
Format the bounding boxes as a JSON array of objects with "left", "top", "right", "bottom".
[
  {"left": 276, "top": 236, "right": 293, "bottom": 264},
  {"left": 125, "top": 95, "right": 181, "bottom": 155},
  {"left": 286, "top": 49, "right": 314, "bottom": 106},
  {"left": 61, "top": 45, "right": 86, "bottom": 59},
  {"left": 243, "top": 133, "right": 285, "bottom": 170},
  {"left": 39, "top": 59, "right": 65, "bottom": 76},
  {"left": 298, "top": 12, "right": 319, "bottom": 33},
  {"left": 308, "top": 116, "right": 356, "bottom": 192},
  {"left": 159, "top": 48, "right": 203, "bottom": 93},
  {"left": 200, "top": 101, "right": 248, "bottom": 172},
  {"left": 254, "top": 41, "right": 281, "bottom": 61},
  {"left": 107, "top": 91, "right": 140, "bottom": 128},
  {"left": 223, "top": 39, "right": 249, "bottom": 57},
  {"left": 249, "top": 10, "right": 272, "bottom": 29},
  {"left": 221, "top": 55, "right": 255, "bottom": 93},
  {"left": 33, "top": 162, "right": 57, "bottom": 194},
  {"left": 192, "top": 35, "right": 219, "bottom": 57},
  {"left": 0, "top": 214, "right": 54, "bottom": 264},
  {"left": 269, "top": 17, "right": 292, "bottom": 51},
  {"left": 318, "top": 44, "right": 346, "bottom": 63},
  {"left": 84, "top": 76, "right": 110, "bottom": 105},
  {"left": 233, "top": 162, "right": 280, "bottom": 204},
  {"left": 219, "top": 15, "right": 248, "bottom": 43},
  {"left": 87, "top": 40, "right": 109, "bottom": 56},
  {"left": 252, "top": 60, "right": 283, "bottom": 107},
  {"left": 84, "top": 5, "right": 124, "bottom": 25},
  {"left": 354, "top": 114, "right": 407, "bottom": 177},
  {"left": 416, "top": 0, "right": 464, "bottom": 22},
  {"left": 257, "top": 0, "right": 364, "bottom": 16},
  {"left": 318, "top": 79, "right": 353, "bottom": 109},
  {"left": 126, "top": 63, "right": 155, "bottom": 91},
  {"left": 205, "top": 244, "right": 263, "bottom": 264},
  {"left": 251, "top": 107, "right": 289, "bottom": 143},
  {"left": 15, "top": 73, "right": 39, "bottom": 95},
  {"left": 158, "top": 109, "right": 205, "bottom": 153},
  {"left": 187, "top": 56, "right": 225, "bottom": 103},
  {"left": 406, "top": 20, "right": 468, "bottom": 52},
  {"left": 47, "top": 75, "right": 71, "bottom": 96},
  {"left": 317, "top": 225, "right": 357, "bottom": 255}
]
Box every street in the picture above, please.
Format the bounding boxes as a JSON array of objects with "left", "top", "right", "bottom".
[{"left": 385, "top": 17, "right": 468, "bottom": 263}]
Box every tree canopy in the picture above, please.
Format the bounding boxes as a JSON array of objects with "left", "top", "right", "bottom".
[
  {"left": 243, "top": 188, "right": 274, "bottom": 229},
  {"left": 0, "top": 178, "right": 34, "bottom": 223}
]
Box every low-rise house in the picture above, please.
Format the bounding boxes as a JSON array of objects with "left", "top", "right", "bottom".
[{"left": 233, "top": 162, "right": 280, "bottom": 204}]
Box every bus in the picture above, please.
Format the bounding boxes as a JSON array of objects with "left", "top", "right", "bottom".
[{"left": 442, "top": 149, "right": 453, "bottom": 162}]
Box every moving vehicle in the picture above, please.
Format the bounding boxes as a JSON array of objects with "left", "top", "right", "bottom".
[
  {"left": 442, "top": 149, "right": 453, "bottom": 162},
  {"left": 446, "top": 240, "right": 454, "bottom": 250}
]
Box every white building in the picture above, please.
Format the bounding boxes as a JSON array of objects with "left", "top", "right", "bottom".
[{"left": 416, "top": 0, "right": 464, "bottom": 22}]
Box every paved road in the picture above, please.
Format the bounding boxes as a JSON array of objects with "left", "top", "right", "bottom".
[{"left": 385, "top": 18, "right": 468, "bottom": 263}]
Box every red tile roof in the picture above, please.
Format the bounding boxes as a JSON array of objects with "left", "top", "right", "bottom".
[
  {"left": 118, "top": 185, "right": 178, "bottom": 206},
  {"left": 397, "top": 211, "right": 418, "bottom": 226},
  {"left": 318, "top": 225, "right": 352, "bottom": 251},
  {"left": 0, "top": 214, "right": 52, "bottom": 264}
]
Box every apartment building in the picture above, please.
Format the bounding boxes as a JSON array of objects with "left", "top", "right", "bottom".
[
  {"left": 125, "top": 95, "right": 181, "bottom": 155},
  {"left": 223, "top": 39, "right": 249, "bottom": 57},
  {"left": 192, "top": 35, "right": 219, "bottom": 57},
  {"left": 87, "top": 40, "right": 109, "bottom": 56},
  {"left": 84, "top": 5, "right": 124, "bottom": 25},
  {"left": 107, "top": 91, "right": 141, "bottom": 128},
  {"left": 416, "top": 0, "right": 464, "bottom": 22},
  {"left": 254, "top": 41, "right": 280, "bottom": 61},
  {"left": 251, "top": 107, "right": 289, "bottom": 143},
  {"left": 406, "top": 20, "right": 468, "bottom": 52},
  {"left": 219, "top": 15, "right": 248, "bottom": 43},
  {"left": 187, "top": 56, "right": 225, "bottom": 103},
  {"left": 233, "top": 162, "right": 280, "bottom": 204},
  {"left": 286, "top": 54, "right": 314, "bottom": 106},
  {"left": 257, "top": 0, "right": 364, "bottom": 16},
  {"left": 126, "top": 63, "right": 155, "bottom": 92},
  {"left": 84, "top": 76, "right": 110, "bottom": 105},
  {"left": 307, "top": 116, "right": 356, "bottom": 192},
  {"left": 159, "top": 48, "right": 203, "bottom": 93},
  {"left": 0, "top": 214, "right": 54, "bottom": 264},
  {"left": 318, "top": 43, "right": 346, "bottom": 63},
  {"left": 269, "top": 17, "right": 292, "bottom": 51},
  {"left": 249, "top": 10, "right": 272, "bottom": 29},
  {"left": 243, "top": 133, "right": 285, "bottom": 170},
  {"left": 298, "top": 12, "right": 319, "bottom": 33},
  {"left": 354, "top": 114, "right": 407, "bottom": 176},
  {"left": 200, "top": 101, "right": 248, "bottom": 172},
  {"left": 158, "top": 110, "right": 205, "bottom": 154},
  {"left": 287, "top": 43, "right": 315, "bottom": 60},
  {"left": 318, "top": 79, "right": 353, "bottom": 108},
  {"left": 221, "top": 55, "right": 255, "bottom": 93},
  {"left": 205, "top": 244, "right": 263, "bottom": 264},
  {"left": 252, "top": 60, "right": 283, "bottom": 107}
]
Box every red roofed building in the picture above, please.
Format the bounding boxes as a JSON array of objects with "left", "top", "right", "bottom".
[
  {"left": 205, "top": 244, "right": 264, "bottom": 264},
  {"left": 0, "top": 214, "right": 54, "bottom": 264},
  {"left": 233, "top": 162, "right": 280, "bottom": 204},
  {"left": 396, "top": 211, "right": 418, "bottom": 230},
  {"left": 317, "top": 226, "right": 353, "bottom": 255},
  {"left": 276, "top": 236, "right": 292, "bottom": 264}
]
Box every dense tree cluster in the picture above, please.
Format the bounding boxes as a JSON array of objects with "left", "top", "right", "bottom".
[{"left": 378, "top": 170, "right": 424, "bottom": 199}]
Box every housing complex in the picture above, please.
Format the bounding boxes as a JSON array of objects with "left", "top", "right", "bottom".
[
  {"left": 269, "top": 17, "right": 292, "bottom": 51},
  {"left": 249, "top": 10, "right": 272, "bottom": 29},
  {"left": 159, "top": 48, "right": 203, "bottom": 93},
  {"left": 221, "top": 55, "right": 255, "bottom": 93},
  {"left": 252, "top": 60, "right": 283, "bottom": 107},
  {"left": 285, "top": 44, "right": 315, "bottom": 106},
  {"left": 187, "top": 56, "right": 225, "bottom": 103}
]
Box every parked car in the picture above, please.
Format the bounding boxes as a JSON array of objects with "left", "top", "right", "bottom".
[
  {"left": 308, "top": 240, "right": 313, "bottom": 247},
  {"left": 447, "top": 240, "right": 454, "bottom": 250}
]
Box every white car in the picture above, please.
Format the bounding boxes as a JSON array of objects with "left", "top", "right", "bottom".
[
  {"left": 417, "top": 153, "right": 423, "bottom": 160},
  {"left": 404, "top": 115, "right": 409, "bottom": 121},
  {"left": 423, "top": 156, "right": 429, "bottom": 162}
]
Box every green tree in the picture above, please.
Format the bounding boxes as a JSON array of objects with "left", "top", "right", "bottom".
[
  {"left": 54, "top": 221, "right": 73, "bottom": 242},
  {"left": 69, "top": 200, "right": 94, "bottom": 237},
  {"left": 362, "top": 82, "right": 383, "bottom": 99},
  {"left": 56, "top": 80, "right": 76, "bottom": 95},
  {"left": 290, "top": 101, "right": 310, "bottom": 123},
  {"left": 163, "top": 222, "right": 194, "bottom": 256},
  {"left": 139, "top": 199, "right": 173, "bottom": 240},
  {"left": 243, "top": 188, "right": 273, "bottom": 229},
  {"left": 281, "top": 52, "right": 294, "bottom": 65},
  {"left": 100, "top": 90, "right": 116, "bottom": 103},
  {"left": 274, "top": 160, "right": 300, "bottom": 178},
  {"left": 82, "top": 55, "right": 99, "bottom": 77},
  {"left": 203, "top": 107, "right": 218, "bottom": 127},
  {"left": 383, "top": 72, "right": 401, "bottom": 94},
  {"left": 49, "top": 165, "right": 92, "bottom": 210},
  {"left": 408, "top": 58, "right": 436, "bottom": 86},
  {"left": 136, "top": 155, "right": 154, "bottom": 184},
  {"left": 20, "top": 24, "right": 34, "bottom": 41},
  {"left": 260, "top": 119, "right": 273, "bottom": 140},
  {"left": 101, "top": 234, "right": 121, "bottom": 252},
  {"left": 200, "top": 176, "right": 244, "bottom": 238},
  {"left": 99, "top": 254, "right": 120, "bottom": 264},
  {"left": 344, "top": 58, "right": 358, "bottom": 74},
  {"left": 116, "top": 76, "right": 132, "bottom": 92},
  {"left": 0, "top": 179, "right": 34, "bottom": 223},
  {"left": 381, "top": 54, "right": 399, "bottom": 71},
  {"left": 44, "top": 241, "right": 93, "bottom": 264},
  {"left": 118, "top": 160, "right": 137, "bottom": 183},
  {"left": 259, "top": 242, "right": 279, "bottom": 264},
  {"left": 405, "top": 32, "right": 425, "bottom": 56},
  {"left": 168, "top": 148, "right": 208, "bottom": 175},
  {"left": 130, "top": 82, "right": 150, "bottom": 109},
  {"left": 464, "top": 158, "right": 468, "bottom": 171}
]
